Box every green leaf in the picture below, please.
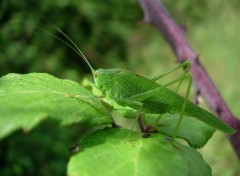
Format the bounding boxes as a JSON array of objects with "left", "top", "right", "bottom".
[
  {"left": 103, "top": 100, "right": 215, "bottom": 148},
  {"left": 0, "top": 73, "right": 112, "bottom": 139},
  {"left": 143, "top": 113, "right": 215, "bottom": 148},
  {"left": 98, "top": 96, "right": 214, "bottom": 148},
  {"left": 68, "top": 128, "right": 211, "bottom": 176}
]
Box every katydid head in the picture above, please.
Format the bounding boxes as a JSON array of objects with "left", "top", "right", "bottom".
[{"left": 94, "top": 68, "right": 122, "bottom": 91}]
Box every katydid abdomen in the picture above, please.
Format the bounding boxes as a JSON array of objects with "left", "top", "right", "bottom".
[{"left": 94, "top": 68, "right": 235, "bottom": 133}]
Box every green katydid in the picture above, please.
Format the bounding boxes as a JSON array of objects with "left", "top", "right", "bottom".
[{"left": 50, "top": 26, "right": 236, "bottom": 138}]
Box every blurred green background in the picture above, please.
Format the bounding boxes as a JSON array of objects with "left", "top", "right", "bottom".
[{"left": 0, "top": 0, "right": 239, "bottom": 175}]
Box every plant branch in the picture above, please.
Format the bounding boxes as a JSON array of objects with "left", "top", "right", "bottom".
[{"left": 138, "top": 0, "right": 240, "bottom": 157}]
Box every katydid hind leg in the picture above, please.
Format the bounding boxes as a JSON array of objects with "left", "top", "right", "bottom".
[
  {"left": 172, "top": 73, "right": 192, "bottom": 141},
  {"left": 151, "top": 61, "right": 190, "bottom": 82},
  {"left": 128, "top": 72, "right": 190, "bottom": 102},
  {"left": 126, "top": 70, "right": 192, "bottom": 141},
  {"left": 155, "top": 61, "right": 191, "bottom": 92},
  {"left": 175, "top": 61, "right": 191, "bottom": 92},
  {"left": 150, "top": 61, "right": 191, "bottom": 95},
  {"left": 127, "top": 71, "right": 192, "bottom": 141}
]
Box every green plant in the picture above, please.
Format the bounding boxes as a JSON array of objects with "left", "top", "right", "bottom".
[
  {"left": 0, "top": 39, "right": 234, "bottom": 175},
  {"left": 0, "top": 0, "right": 239, "bottom": 175},
  {"left": 0, "top": 71, "right": 222, "bottom": 176}
]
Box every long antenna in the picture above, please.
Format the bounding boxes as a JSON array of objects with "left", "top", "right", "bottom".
[{"left": 41, "top": 18, "right": 95, "bottom": 73}]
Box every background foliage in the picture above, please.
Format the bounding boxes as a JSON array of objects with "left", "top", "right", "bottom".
[{"left": 0, "top": 0, "right": 239, "bottom": 175}]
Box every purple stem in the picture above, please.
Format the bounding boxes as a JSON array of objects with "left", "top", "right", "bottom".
[{"left": 138, "top": 0, "right": 240, "bottom": 157}]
